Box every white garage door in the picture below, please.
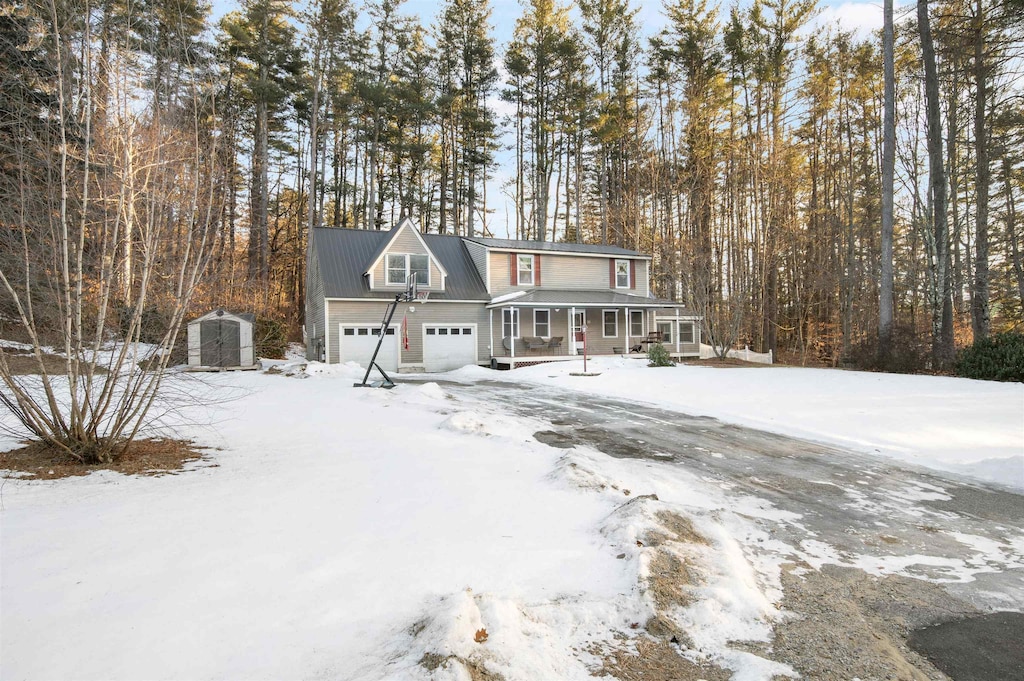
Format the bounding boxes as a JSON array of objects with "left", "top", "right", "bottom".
[
  {"left": 339, "top": 325, "right": 399, "bottom": 372},
  {"left": 423, "top": 325, "right": 477, "bottom": 372}
]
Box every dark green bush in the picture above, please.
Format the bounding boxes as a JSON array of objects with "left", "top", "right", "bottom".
[
  {"left": 647, "top": 342, "right": 675, "bottom": 367},
  {"left": 255, "top": 317, "right": 288, "bottom": 359},
  {"left": 955, "top": 332, "right": 1024, "bottom": 382}
]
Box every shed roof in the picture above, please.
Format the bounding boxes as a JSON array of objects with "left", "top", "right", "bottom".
[
  {"left": 190, "top": 309, "right": 255, "bottom": 324},
  {"left": 311, "top": 227, "right": 489, "bottom": 301}
]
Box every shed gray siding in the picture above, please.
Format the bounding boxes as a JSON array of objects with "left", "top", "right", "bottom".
[
  {"left": 326, "top": 300, "right": 490, "bottom": 367},
  {"left": 187, "top": 310, "right": 256, "bottom": 368}
]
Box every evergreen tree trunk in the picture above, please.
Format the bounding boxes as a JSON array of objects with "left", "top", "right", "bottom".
[
  {"left": 971, "top": 0, "right": 990, "bottom": 342},
  {"left": 879, "top": 0, "right": 895, "bottom": 359},
  {"left": 918, "top": 0, "right": 954, "bottom": 367}
]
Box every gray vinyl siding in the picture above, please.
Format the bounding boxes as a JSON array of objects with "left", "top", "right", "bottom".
[
  {"left": 464, "top": 240, "right": 489, "bottom": 292},
  {"left": 637, "top": 260, "right": 649, "bottom": 297},
  {"left": 306, "top": 246, "right": 326, "bottom": 361},
  {"left": 326, "top": 300, "right": 489, "bottom": 367},
  {"left": 488, "top": 252, "right": 646, "bottom": 297},
  {"left": 369, "top": 228, "right": 444, "bottom": 291}
]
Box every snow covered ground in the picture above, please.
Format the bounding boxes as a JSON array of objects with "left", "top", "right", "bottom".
[
  {"left": 453, "top": 357, "right": 1024, "bottom": 493},
  {"left": 1, "top": 357, "right": 1021, "bottom": 680}
]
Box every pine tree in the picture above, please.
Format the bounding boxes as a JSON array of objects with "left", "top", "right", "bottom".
[
  {"left": 220, "top": 0, "right": 303, "bottom": 284},
  {"left": 436, "top": 0, "right": 499, "bottom": 237}
]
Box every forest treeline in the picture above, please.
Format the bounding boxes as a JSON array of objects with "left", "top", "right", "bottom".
[{"left": 1, "top": 0, "right": 1022, "bottom": 370}]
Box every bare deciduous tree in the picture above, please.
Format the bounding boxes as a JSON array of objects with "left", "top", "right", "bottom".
[{"left": 0, "top": 0, "right": 220, "bottom": 463}]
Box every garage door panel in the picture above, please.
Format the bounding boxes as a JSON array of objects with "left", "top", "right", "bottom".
[
  {"left": 423, "top": 325, "right": 476, "bottom": 372},
  {"left": 340, "top": 325, "right": 399, "bottom": 372}
]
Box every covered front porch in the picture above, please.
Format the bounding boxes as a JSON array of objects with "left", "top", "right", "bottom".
[{"left": 486, "top": 290, "right": 701, "bottom": 369}]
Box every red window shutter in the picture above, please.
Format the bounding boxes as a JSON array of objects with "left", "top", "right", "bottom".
[
  {"left": 510, "top": 253, "right": 517, "bottom": 286},
  {"left": 630, "top": 261, "right": 636, "bottom": 289},
  {"left": 535, "top": 255, "right": 541, "bottom": 286},
  {"left": 609, "top": 259, "right": 615, "bottom": 288}
]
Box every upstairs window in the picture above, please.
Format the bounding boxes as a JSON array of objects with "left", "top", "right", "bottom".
[
  {"left": 386, "top": 253, "right": 430, "bottom": 287},
  {"left": 615, "top": 259, "right": 630, "bottom": 288},
  {"left": 517, "top": 254, "right": 535, "bottom": 286}
]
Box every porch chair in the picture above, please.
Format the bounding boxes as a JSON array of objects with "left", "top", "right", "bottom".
[
  {"left": 546, "top": 336, "right": 563, "bottom": 353},
  {"left": 639, "top": 331, "right": 663, "bottom": 349},
  {"left": 523, "top": 336, "right": 547, "bottom": 353}
]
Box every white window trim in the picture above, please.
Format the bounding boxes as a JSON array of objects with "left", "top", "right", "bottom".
[
  {"left": 503, "top": 308, "right": 520, "bottom": 339},
  {"left": 657, "top": 321, "right": 673, "bottom": 344},
  {"left": 602, "top": 309, "right": 618, "bottom": 338},
  {"left": 517, "top": 254, "right": 535, "bottom": 286},
  {"left": 615, "top": 259, "right": 630, "bottom": 289},
  {"left": 534, "top": 308, "right": 550, "bottom": 337},
  {"left": 629, "top": 309, "right": 644, "bottom": 337},
  {"left": 386, "top": 253, "right": 431, "bottom": 287},
  {"left": 679, "top": 321, "right": 695, "bottom": 344}
]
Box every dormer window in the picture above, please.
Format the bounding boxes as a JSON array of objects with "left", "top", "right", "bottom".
[
  {"left": 387, "top": 253, "right": 430, "bottom": 286},
  {"left": 615, "top": 259, "right": 630, "bottom": 288},
  {"left": 517, "top": 254, "right": 535, "bottom": 286}
]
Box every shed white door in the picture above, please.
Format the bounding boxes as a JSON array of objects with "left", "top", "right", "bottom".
[
  {"left": 423, "top": 325, "right": 477, "bottom": 372},
  {"left": 339, "top": 325, "right": 399, "bottom": 371}
]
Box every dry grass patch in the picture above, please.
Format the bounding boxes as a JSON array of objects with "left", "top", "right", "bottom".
[
  {"left": 0, "top": 438, "right": 209, "bottom": 479},
  {"left": 595, "top": 636, "right": 732, "bottom": 681},
  {"left": 677, "top": 357, "right": 771, "bottom": 368},
  {"left": 0, "top": 347, "right": 103, "bottom": 375}
]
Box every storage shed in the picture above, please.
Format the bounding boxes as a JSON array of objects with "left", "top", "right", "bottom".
[{"left": 187, "top": 309, "right": 258, "bottom": 370}]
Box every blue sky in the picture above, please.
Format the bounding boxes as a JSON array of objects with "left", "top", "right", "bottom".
[{"left": 211, "top": 0, "right": 885, "bottom": 41}]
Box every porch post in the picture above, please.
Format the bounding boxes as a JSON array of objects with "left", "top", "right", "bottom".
[
  {"left": 489, "top": 308, "right": 494, "bottom": 358},
  {"left": 675, "top": 306, "right": 681, "bottom": 353},
  {"left": 569, "top": 307, "right": 576, "bottom": 355},
  {"left": 618, "top": 305, "right": 626, "bottom": 352},
  {"left": 510, "top": 307, "right": 516, "bottom": 358}
]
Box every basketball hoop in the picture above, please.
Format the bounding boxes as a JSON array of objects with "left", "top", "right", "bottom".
[
  {"left": 406, "top": 273, "right": 419, "bottom": 302},
  {"left": 415, "top": 291, "right": 430, "bottom": 303}
]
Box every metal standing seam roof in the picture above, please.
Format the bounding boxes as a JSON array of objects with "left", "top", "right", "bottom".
[
  {"left": 486, "top": 289, "right": 682, "bottom": 308},
  {"left": 462, "top": 236, "right": 647, "bottom": 258},
  {"left": 311, "top": 227, "right": 490, "bottom": 300}
]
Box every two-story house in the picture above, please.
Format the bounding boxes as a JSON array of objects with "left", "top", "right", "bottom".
[{"left": 305, "top": 218, "right": 700, "bottom": 372}]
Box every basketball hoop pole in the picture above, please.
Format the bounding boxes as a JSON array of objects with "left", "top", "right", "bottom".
[{"left": 354, "top": 274, "right": 419, "bottom": 388}]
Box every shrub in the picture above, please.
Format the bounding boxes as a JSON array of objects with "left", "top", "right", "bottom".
[
  {"left": 955, "top": 332, "right": 1024, "bottom": 382},
  {"left": 849, "top": 324, "right": 930, "bottom": 374},
  {"left": 647, "top": 342, "right": 675, "bottom": 367},
  {"left": 118, "top": 304, "right": 172, "bottom": 345},
  {"left": 255, "top": 317, "right": 288, "bottom": 359}
]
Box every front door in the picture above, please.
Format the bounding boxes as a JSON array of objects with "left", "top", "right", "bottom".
[{"left": 573, "top": 312, "right": 586, "bottom": 350}]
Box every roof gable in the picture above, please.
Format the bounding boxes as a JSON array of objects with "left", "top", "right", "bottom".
[
  {"left": 364, "top": 217, "right": 449, "bottom": 279},
  {"left": 309, "top": 227, "right": 488, "bottom": 301}
]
